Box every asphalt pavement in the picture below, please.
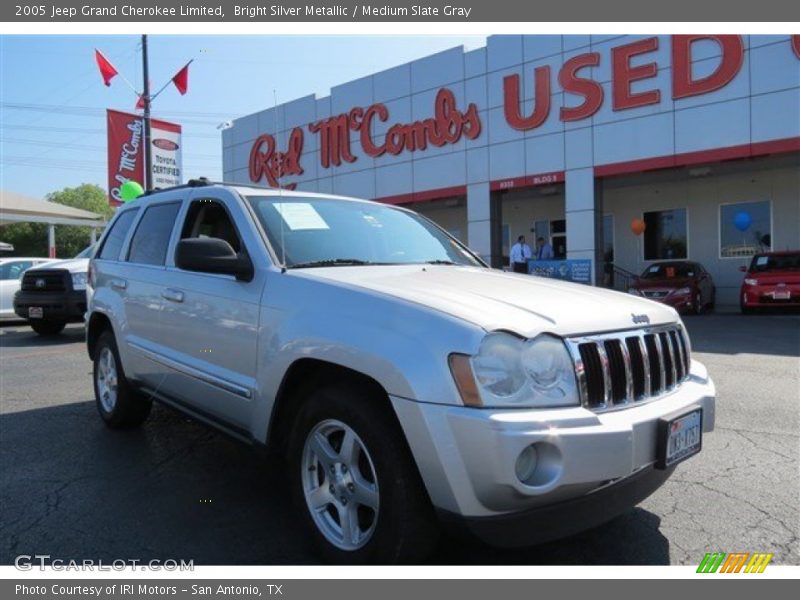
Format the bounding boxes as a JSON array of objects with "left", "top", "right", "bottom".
[{"left": 1, "top": 313, "right": 798, "bottom": 565}]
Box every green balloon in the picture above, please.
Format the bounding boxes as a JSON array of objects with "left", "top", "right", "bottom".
[{"left": 120, "top": 180, "right": 144, "bottom": 202}]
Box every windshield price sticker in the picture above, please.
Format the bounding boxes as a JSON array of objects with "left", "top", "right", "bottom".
[{"left": 273, "top": 202, "right": 329, "bottom": 231}]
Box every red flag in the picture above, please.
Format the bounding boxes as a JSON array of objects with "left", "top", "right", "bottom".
[
  {"left": 135, "top": 95, "right": 145, "bottom": 110},
  {"left": 94, "top": 49, "right": 118, "bottom": 87},
  {"left": 171, "top": 62, "right": 190, "bottom": 95}
]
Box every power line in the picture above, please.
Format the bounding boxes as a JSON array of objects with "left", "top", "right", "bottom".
[
  {"left": 0, "top": 137, "right": 219, "bottom": 160},
  {"left": 0, "top": 123, "right": 220, "bottom": 139}
]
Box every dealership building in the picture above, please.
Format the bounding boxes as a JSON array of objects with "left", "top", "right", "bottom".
[{"left": 223, "top": 34, "right": 800, "bottom": 306}]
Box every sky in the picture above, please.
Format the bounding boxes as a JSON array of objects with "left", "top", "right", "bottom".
[{"left": 0, "top": 34, "right": 486, "bottom": 199}]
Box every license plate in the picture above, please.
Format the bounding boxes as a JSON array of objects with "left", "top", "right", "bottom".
[
  {"left": 656, "top": 407, "right": 702, "bottom": 469},
  {"left": 28, "top": 306, "right": 43, "bottom": 319},
  {"left": 773, "top": 290, "right": 790, "bottom": 300}
]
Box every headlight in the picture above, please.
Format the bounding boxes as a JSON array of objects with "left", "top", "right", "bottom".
[
  {"left": 744, "top": 278, "right": 758, "bottom": 286},
  {"left": 454, "top": 332, "right": 579, "bottom": 408},
  {"left": 673, "top": 287, "right": 691, "bottom": 295},
  {"left": 628, "top": 288, "right": 640, "bottom": 295},
  {"left": 71, "top": 272, "right": 88, "bottom": 290}
]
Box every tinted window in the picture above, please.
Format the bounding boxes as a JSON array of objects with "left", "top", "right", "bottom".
[
  {"left": 98, "top": 209, "right": 139, "bottom": 261},
  {"left": 641, "top": 262, "right": 696, "bottom": 279},
  {"left": 0, "top": 261, "right": 32, "bottom": 280},
  {"left": 127, "top": 203, "right": 181, "bottom": 266},
  {"left": 181, "top": 199, "right": 242, "bottom": 253},
  {"left": 643, "top": 209, "right": 687, "bottom": 260}
]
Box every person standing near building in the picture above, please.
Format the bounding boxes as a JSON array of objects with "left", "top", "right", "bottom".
[
  {"left": 535, "top": 237, "right": 554, "bottom": 261},
  {"left": 510, "top": 235, "right": 532, "bottom": 273}
]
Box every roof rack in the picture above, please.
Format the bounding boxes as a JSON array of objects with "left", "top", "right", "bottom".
[{"left": 139, "top": 178, "right": 287, "bottom": 198}]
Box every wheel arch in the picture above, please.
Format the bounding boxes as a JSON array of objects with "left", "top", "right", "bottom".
[{"left": 86, "top": 311, "right": 114, "bottom": 360}]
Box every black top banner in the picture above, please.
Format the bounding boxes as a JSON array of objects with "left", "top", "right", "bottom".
[{"left": 3, "top": 0, "right": 799, "bottom": 21}]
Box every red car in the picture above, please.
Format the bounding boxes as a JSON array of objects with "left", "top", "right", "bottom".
[
  {"left": 629, "top": 261, "right": 716, "bottom": 315},
  {"left": 740, "top": 251, "right": 800, "bottom": 314}
]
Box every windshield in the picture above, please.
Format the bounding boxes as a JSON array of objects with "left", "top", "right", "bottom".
[
  {"left": 246, "top": 196, "right": 483, "bottom": 269},
  {"left": 74, "top": 244, "right": 96, "bottom": 259},
  {"left": 640, "top": 262, "right": 696, "bottom": 279},
  {"left": 749, "top": 253, "right": 800, "bottom": 272}
]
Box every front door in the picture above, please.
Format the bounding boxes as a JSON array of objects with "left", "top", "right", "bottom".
[{"left": 155, "top": 193, "right": 262, "bottom": 431}]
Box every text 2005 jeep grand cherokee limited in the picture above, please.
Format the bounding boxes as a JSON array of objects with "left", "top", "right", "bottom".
[{"left": 86, "top": 180, "right": 715, "bottom": 563}]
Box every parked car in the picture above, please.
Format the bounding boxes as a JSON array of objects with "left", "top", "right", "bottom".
[
  {"left": 13, "top": 244, "right": 95, "bottom": 335},
  {"left": 86, "top": 180, "right": 715, "bottom": 563},
  {"left": 740, "top": 251, "right": 800, "bottom": 314},
  {"left": 0, "top": 257, "right": 50, "bottom": 318},
  {"left": 628, "top": 261, "right": 715, "bottom": 315}
]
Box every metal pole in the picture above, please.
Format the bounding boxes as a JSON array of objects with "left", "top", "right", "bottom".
[
  {"left": 47, "top": 224, "right": 56, "bottom": 259},
  {"left": 142, "top": 34, "right": 153, "bottom": 191}
]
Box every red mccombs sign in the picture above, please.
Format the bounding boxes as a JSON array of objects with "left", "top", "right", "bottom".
[{"left": 249, "top": 35, "right": 800, "bottom": 188}]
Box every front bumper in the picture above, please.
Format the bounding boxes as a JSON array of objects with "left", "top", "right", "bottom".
[
  {"left": 13, "top": 290, "right": 87, "bottom": 322},
  {"left": 391, "top": 359, "right": 715, "bottom": 528},
  {"left": 639, "top": 292, "right": 694, "bottom": 312},
  {"left": 741, "top": 286, "right": 800, "bottom": 307}
]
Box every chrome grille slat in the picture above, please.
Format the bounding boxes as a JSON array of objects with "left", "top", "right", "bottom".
[{"left": 566, "top": 324, "right": 690, "bottom": 412}]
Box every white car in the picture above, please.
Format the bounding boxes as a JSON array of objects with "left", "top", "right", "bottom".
[
  {"left": 0, "top": 257, "right": 50, "bottom": 318},
  {"left": 86, "top": 181, "right": 715, "bottom": 563}
]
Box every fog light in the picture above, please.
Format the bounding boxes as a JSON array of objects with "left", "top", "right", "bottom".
[{"left": 514, "top": 445, "right": 539, "bottom": 484}]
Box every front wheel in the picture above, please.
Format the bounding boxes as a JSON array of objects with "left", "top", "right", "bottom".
[
  {"left": 288, "top": 382, "right": 438, "bottom": 564},
  {"left": 93, "top": 330, "right": 151, "bottom": 429},
  {"left": 30, "top": 320, "right": 66, "bottom": 335}
]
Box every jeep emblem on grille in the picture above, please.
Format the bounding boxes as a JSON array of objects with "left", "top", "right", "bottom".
[
  {"left": 631, "top": 313, "right": 650, "bottom": 324},
  {"left": 35, "top": 278, "right": 46, "bottom": 289}
]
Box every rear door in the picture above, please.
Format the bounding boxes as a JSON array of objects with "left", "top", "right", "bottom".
[
  {"left": 153, "top": 190, "right": 264, "bottom": 431},
  {"left": 111, "top": 200, "right": 182, "bottom": 388}
]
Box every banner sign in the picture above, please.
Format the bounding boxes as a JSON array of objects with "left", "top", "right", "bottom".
[
  {"left": 528, "top": 259, "right": 593, "bottom": 284},
  {"left": 106, "top": 109, "right": 182, "bottom": 204}
]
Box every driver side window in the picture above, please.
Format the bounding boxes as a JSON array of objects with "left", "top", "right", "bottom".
[{"left": 180, "top": 198, "right": 242, "bottom": 253}]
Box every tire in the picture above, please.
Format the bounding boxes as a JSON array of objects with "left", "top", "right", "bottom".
[
  {"left": 693, "top": 292, "right": 703, "bottom": 316},
  {"left": 30, "top": 320, "right": 66, "bottom": 336},
  {"left": 288, "top": 382, "right": 438, "bottom": 564},
  {"left": 93, "top": 330, "right": 151, "bottom": 429}
]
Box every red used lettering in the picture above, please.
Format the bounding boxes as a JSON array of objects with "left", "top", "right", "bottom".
[
  {"left": 672, "top": 35, "right": 744, "bottom": 99},
  {"left": 559, "top": 52, "right": 604, "bottom": 121},
  {"left": 504, "top": 66, "right": 551, "bottom": 130},
  {"left": 791, "top": 35, "right": 800, "bottom": 59},
  {"left": 248, "top": 127, "right": 304, "bottom": 188},
  {"left": 612, "top": 37, "right": 661, "bottom": 111}
]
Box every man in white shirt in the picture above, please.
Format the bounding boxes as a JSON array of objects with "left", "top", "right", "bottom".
[
  {"left": 535, "top": 237, "right": 554, "bottom": 261},
  {"left": 510, "top": 235, "right": 532, "bottom": 273}
]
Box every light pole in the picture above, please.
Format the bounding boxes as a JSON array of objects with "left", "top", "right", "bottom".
[{"left": 141, "top": 34, "right": 153, "bottom": 191}]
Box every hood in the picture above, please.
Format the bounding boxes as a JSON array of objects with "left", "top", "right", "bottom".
[
  {"left": 634, "top": 277, "right": 694, "bottom": 289},
  {"left": 29, "top": 257, "right": 89, "bottom": 274},
  {"left": 298, "top": 265, "right": 679, "bottom": 337},
  {"left": 746, "top": 271, "right": 800, "bottom": 285}
]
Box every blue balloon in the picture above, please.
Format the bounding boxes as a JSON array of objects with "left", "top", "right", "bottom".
[{"left": 734, "top": 211, "right": 752, "bottom": 232}]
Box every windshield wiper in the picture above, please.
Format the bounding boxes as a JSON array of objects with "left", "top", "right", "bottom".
[
  {"left": 290, "top": 258, "right": 376, "bottom": 269},
  {"left": 424, "top": 259, "right": 457, "bottom": 265}
]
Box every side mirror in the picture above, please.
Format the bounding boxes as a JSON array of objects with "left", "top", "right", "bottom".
[
  {"left": 175, "top": 238, "right": 254, "bottom": 282},
  {"left": 739, "top": 265, "right": 747, "bottom": 272}
]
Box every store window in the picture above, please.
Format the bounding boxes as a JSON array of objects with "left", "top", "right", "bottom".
[
  {"left": 643, "top": 208, "right": 687, "bottom": 261},
  {"left": 719, "top": 200, "right": 772, "bottom": 258}
]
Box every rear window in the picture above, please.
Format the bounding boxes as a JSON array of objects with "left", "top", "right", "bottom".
[
  {"left": 98, "top": 209, "right": 139, "bottom": 261},
  {"left": 749, "top": 253, "right": 800, "bottom": 272},
  {"left": 127, "top": 203, "right": 181, "bottom": 266}
]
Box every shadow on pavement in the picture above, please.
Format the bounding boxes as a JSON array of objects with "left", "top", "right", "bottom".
[
  {"left": 0, "top": 322, "right": 84, "bottom": 348},
  {"left": 683, "top": 313, "right": 800, "bottom": 358},
  {"left": 0, "top": 398, "right": 671, "bottom": 565}
]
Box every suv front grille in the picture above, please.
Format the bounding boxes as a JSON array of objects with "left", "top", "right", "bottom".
[
  {"left": 21, "top": 269, "right": 69, "bottom": 292},
  {"left": 566, "top": 325, "right": 690, "bottom": 411}
]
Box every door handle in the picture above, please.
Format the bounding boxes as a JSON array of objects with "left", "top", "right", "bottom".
[
  {"left": 162, "top": 288, "right": 184, "bottom": 303},
  {"left": 110, "top": 278, "right": 127, "bottom": 290}
]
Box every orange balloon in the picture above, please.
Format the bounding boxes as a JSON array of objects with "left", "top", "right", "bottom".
[{"left": 631, "top": 218, "right": 646, "bottom": 236}]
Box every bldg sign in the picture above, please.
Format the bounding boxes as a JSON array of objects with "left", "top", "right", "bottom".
[
  {"left": 106, "top": 109, "right": 183, "bottom": 203},
  {"left": 248, "top": 34, "right": 800, "bottom": 188},
  {"left": 528, "top": 259, "right": 593, "bottom": 283}
]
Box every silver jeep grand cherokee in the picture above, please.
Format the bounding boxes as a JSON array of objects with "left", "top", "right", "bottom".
[{"left": 86, "top": 180, "right": 715, "bottom": 563}]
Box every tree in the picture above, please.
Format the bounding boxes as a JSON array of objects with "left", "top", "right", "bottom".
[{"left": 1, "top": 184, "right": 111, "bottom": 258}]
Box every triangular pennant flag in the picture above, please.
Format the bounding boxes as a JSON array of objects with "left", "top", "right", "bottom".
[
  {"left": 135, "top": 95, "right": 145, "bottom": 110},
  {"left": 171, "top": 62, "right": 190, "bottom": 95},
  {"left": 94, "top": 49, "right": 118, "bottom": 87}
]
